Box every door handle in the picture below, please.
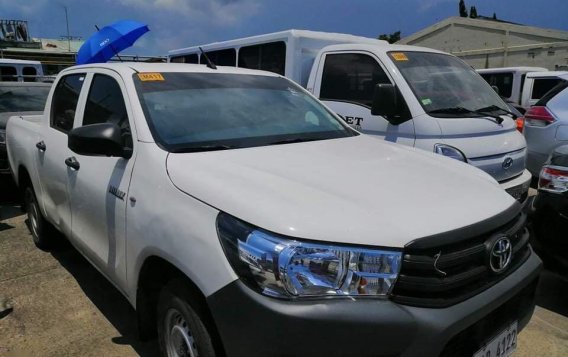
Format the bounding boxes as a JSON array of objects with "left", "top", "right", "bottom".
[
  {"left": 36, "top": 141, "right": 46, "bottom": 152},
  {"left": 64, "top": 156, "right": 80, "bottom": 170}
]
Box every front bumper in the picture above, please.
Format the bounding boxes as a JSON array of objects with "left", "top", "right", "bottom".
[
  {"left": 207, "top": 252, "right": 541, "bottom": 357},
  {"left": 499, "top": 169, "right": 532, "bottom": 203}
]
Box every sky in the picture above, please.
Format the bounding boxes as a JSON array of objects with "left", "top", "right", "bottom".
[{"left": 2, "top": 0, "right": 568, "bottom": 57}]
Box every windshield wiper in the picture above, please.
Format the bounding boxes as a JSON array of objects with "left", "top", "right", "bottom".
[
  {"left": 171, "top": 144, "right": 234, "bottom": 153},
  {"left": 268, "top": 137, "right": 322, "bottom": 146},
  {"left": 428, "top": 106, "right": 503, "bottom": 124},
  {"left": 475, "top": 105, "right": 518, "bottom": 119}
]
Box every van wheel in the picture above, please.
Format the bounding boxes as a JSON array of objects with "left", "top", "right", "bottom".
[
  {"left": 157, "top": 280, "right": 216, "bottom": 357},
  {"left": 24, "top": 186, "right": 53, "bottom": 250}
]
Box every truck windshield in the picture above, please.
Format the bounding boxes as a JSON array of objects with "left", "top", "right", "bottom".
[
  {"left": 0, "top": 85, "right": 50, "bottom": 112},
  {"left": 134, "top": 73, "right": 355, "bottom": 152},
  {"left": 389, "top": 51, "right": 509, "bottom": 118}
]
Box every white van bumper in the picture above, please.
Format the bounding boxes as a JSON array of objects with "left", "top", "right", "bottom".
[{"left": 499, "top": 169, "right": 532, "bottom": 203}]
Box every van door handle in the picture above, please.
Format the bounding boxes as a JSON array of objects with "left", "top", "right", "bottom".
[
  {"left": 36, "top": 141, "right": 46, "bottom": 152},
  {"left": 64, "top": 157, "right": 80, "bottom": 170}
]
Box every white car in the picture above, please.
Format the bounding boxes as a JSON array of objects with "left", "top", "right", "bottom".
[{"left": 7, "top": 63, "right": 541, "bottom": 357}]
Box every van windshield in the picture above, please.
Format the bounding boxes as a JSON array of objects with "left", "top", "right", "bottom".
[
  {"left": 134, "top": 73, "right": 355, "bottom": 152},
  {"left": 389, "top": 51, "right": 509, "bottom": 118}
]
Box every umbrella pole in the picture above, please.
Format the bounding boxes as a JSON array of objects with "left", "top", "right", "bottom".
[{"left": 95, "top": 25, "right": 123, "bottom": 62}]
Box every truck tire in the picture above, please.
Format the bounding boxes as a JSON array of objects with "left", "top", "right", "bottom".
[
  {"left": 24, "top": 186, "right": 54, "bottom": 250},
  {"left": 157, "top": 280, "right": 217, "bottom": 357}
]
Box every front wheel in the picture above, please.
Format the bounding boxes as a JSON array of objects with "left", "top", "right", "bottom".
[
  {"left": 157, "top": 280, "right": 217, "bottom": 357},
  {"left": 24, "top": 186, "right": 53, "bottom": 250}
]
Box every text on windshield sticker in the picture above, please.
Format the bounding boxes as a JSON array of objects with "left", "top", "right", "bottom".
[
  {"left": 390, "top": 52, "right": 409, "bottom": 61},
  {"left": 138, "top": 73, "right": 165, "bottom": 81}
]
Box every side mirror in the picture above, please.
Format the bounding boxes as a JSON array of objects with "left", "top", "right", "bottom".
[
  {"left": 370, "top": 84, "right": 408, "bottom": 125},
  {"left": 68, "top": 123, "right": 131, "bottom": 159}
]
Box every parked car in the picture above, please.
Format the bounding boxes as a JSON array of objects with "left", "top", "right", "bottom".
[
  {"left": 0, "top": 81, "right": 51, "bottom": 174},
  {"left": 531, "top": 144, "right": 568, "bottom": 270},
  {"left": 521, "top": 71, "right": 568, "bottom": 109},
  {"left": 0, "top": 59, "right": 45, "bottom": 82},
  {"left": 7, "top": 63, "right": 541, "bottom": 357},
  {"left": 523, "top": 77, "right": 568, "bottom": 176},
  {"left": 170, "top": 30, "right": 532, "bottom": 203},
  {"left": 478, "top": 66, "right": 548, "bottom": 110}
]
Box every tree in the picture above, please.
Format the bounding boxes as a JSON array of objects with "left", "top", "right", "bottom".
[
  {"left": 378, "top": 31, "right": 401, "bottom": 44},
  {"left": 492, "top": 12, "right": 497, "bottom": 20},
  {"left": 459, "top": 0, "right": 468, "bottom": 17},
  {"left": 470, "top": 6, "right": 478, "bottom": 18}
]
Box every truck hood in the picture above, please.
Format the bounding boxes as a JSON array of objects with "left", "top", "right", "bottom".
[
  {"left": 166, "top": 135, "right": 516, "bottom": 248},
  {"left": 0, "top": 111, "right": 42, "bottom": 129}
]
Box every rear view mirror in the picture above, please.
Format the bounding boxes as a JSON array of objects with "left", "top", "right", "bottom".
[
  {"left": 371, "top": 84, "right": 408, "bottom": 125},
  {"left": 68, "top": 123, "right": 131, "bottom": 159}
]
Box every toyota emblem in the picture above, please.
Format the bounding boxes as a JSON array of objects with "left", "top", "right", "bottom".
[
  {"left": 490, "top": 237, "right": 512, "bottom": 273},
  {"left": 502, "top": 157, "right": 514, "bottom": 170}
]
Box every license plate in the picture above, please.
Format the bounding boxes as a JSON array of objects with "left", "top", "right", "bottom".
[{"left": 473, "top": 321, "right": 518, "bottom": 357}]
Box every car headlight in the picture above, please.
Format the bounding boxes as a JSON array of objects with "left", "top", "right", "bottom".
[
  {"left": 217, "top": 213, "right": 402, "bottom": 299},
  {"left": 0, "top": 129, "right": 5, "bottom": 144},
  {"left": 434, "top": 143, "right": 467, "bottom": 162}
]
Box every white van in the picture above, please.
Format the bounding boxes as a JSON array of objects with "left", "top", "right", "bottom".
[
  {"left": 521, "top": 71, "right": 568, "bottom": 108},
  {"left": 0, "top": 59, "right": 44, "bottom": 82},
  {"left": 169, "top": 30, "right": 532, "bottom": 202},
  {"left": 477, "top": 67, "right": 547, "bottom": 107}
]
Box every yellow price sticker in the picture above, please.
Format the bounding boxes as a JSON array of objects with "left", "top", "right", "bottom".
[
  {"left": 390, "top": 52, "right": 409, "bottom": 61},
  {"left": 138, "top": 73, "right": 165, "bottom": 81}
]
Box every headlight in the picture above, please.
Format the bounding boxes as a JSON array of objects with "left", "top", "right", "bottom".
[
  {"left": 0, "top": 129, "right": 5, "bottom": 144},
  {"left": 217, "top": 213, "right": 402, "bottom": 299},
  {"left": 434, "top": 143, "right": 466, "bottom": 162}
]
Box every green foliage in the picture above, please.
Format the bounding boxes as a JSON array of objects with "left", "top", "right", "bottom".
[
  {"left": 470, "top": 6, "right": 478, "bottom": 18},
  {"left": 378, "top": 31, "right": 401, "bottom": 44},
  {"left": 459, "top": 0, "right": 468, "bottom": 17}
]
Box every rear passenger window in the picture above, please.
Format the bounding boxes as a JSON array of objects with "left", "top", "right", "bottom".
[
  {"left": 0, "top": 66, "right": 17, "bottom": 81},
  {"left": 171, "top": 54, "right": 198, "bottom": 64},
  {"left": 238, "top": 41, "right": 286, "bottom": 75},
  {"left": 201, "top": 49, "right": 236, "bottom": 66},
  {"left": 320, "top": 53, "right": 391, "bottom": 107},
  {"left": 22, "top": 66, "right": 37, "bottom": 82},
  {"left": 50, "top": 74, "right": 85, "bottom": 133},
  {"left": 532, "top": 78, "right": 564, "bottom": 99},
  {"left": 83, "top": 74, "right": 132, "bottom": 149}
]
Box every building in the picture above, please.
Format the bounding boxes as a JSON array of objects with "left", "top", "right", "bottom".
[{"left": 398, "top": 16, "right": 568, "bottom": 70}]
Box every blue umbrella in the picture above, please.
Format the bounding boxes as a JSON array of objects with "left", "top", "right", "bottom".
[{"left": 76, "top": 20, "right": 149, "bottom": 65}]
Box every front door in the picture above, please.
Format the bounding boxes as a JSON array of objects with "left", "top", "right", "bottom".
[
  {"left": 67, "top": 71, "right": 136, "bottom": 287},
  {"left": 314, "top": 52, "right": 415, "bottom": 146}
]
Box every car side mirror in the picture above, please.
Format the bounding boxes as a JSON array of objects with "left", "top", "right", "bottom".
[
  {"left": 371, "top": 83, "right": 408, "bottom": 125},
  {"left": 68, "top": 123, "right": 131, "bottom": 159}
]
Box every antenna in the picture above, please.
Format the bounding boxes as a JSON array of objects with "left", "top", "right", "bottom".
[{"left": 199, "top": 47, "right": 217, "bottom": 70}]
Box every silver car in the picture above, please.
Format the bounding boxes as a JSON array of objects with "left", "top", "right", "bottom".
[{"left": 524, "top": 73, "right": 568, "bottom": 177}]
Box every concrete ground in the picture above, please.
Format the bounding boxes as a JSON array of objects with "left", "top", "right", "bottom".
[{"left": 1, "top": 176, "right": 568, "bottom": 356}]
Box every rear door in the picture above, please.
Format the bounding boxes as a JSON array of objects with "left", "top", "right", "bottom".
[
  {"left": 36, "top": 72, "right": 86, "bottom": 236},
  {"left": 67, "top": 70, "right": 136, "bottom": 288},
  {"left": 312, "top": 51, "right": 415, "bottom": 146}
]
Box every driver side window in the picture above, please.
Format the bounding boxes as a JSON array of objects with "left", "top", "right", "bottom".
[
  {"left": 320, "top": 53, "right": 391, "bottom": 107},
  {"left": 83, "top": 74, "right": 132, "bottom": 150}
]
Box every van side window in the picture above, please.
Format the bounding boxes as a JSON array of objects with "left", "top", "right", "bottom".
[
  {"left": 0, "top": 66, "right": 17, "bottom": 81},
  {"left": 320, "top": 53, "right": 390, "bottom": 107},
  {"left": 22, "top": 66, "right": 37, "bottom": 82},
  {"left": 201, "top": 49, "right": 236, "bottom": 66},
  {"left": 532, "top": 78, "right": 564, "bottom": 99},
  {"left": 238, "top": 41, "right": 286, "bottom": 75},
  {"left": 50, "top": 74, "right": 85, "bottom": 134},
  {"left": 480, "top": 73, "right": 513, "bottom": 98},
  {"left": 171, "top": 54, "right": 198, "bottom": 64},
  {"left": 83, "top": 74, "right": 132, "bottom": 149}
]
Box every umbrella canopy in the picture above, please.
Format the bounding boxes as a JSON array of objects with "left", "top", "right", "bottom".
[{"left": 76, "top": 20, "right": 149, "bottom": 65}]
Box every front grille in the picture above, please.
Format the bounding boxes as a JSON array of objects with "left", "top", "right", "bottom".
[
  {"left": 391, "top": 214, "right": 531, "bottom": 308},
  {"left": 439, "top": 277, "right": 538, "bottom": 357}
]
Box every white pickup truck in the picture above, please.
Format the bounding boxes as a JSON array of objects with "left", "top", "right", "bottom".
[{"left": 6, "top": 63, "right": 541, "bottom": 357}]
